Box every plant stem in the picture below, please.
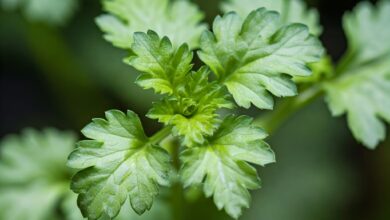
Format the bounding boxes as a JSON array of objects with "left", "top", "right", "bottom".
[
  {"left": 254, "top": 84, "right": 323, "bottom": 134},
  {"left": 149, "top": 126, "right": 184, "bottom": 220},
  {"left": 255, "top": 44, "right": 360, "bottom": 134},
  {"left": 171, "top": 138, "right": 184, "bottom": 220},
  {"left": 149, "top": 126, "right": 173, "bottom": 144},
  {"left": 335, "top": 49, "right": 355, "bottom": 75}
]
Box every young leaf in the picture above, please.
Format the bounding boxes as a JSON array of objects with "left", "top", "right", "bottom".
[
  {"left": 180, "top": 115, "right": 275, "bottom": 219},
  {"left": 1, "top": 0, "right": 78, "bottom": 25},
  {"left": 198, "top": 9, "right": 323, "bottom": 109},
  {"left": 147, "top": 67, "right": 234, "bottom": 146},
  {"left": 124, "top": 31, "right": 193, "bottom": 95},
  {"left": 325, "top": 57, "right": 390, "bottom": 149},
  {"left": 343, "top": 0, "right": 390, "bottom": 65},
  {"left": 324, "top": 0, "right": 390, "bottom": 149},
  {"left": 96, "top": 0, "right": 207, "bottom": 49},
  {"left": 0, "top": 129, "right": 77, "bottom": 220},
  {"left": 67, "top": 110, "right": 172, "bottom": 219},
  {"left": 221, "top": 0, "right": 322, "bottom": 36}
]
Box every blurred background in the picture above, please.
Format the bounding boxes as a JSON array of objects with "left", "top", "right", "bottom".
[{"left": 0, "top": 0, "right": 389, "bottom": 220}]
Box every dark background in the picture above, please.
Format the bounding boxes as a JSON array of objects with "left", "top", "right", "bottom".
[{"left": 1, "top": 0, "right": 389, "bottom": 219}]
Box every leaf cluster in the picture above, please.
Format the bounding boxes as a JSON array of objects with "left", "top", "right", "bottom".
[
  {"left": 68, "top": 0, "right": 390, "bottom": 220},
  {"left": 69, "top": 0, "right": 324, "bottom": 219}
]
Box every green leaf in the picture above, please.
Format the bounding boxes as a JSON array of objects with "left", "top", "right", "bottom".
[
  {"left": 324, "top": 56, "right": 390, "bottom": 149},
  {"left": 1, "top": 0, "right": 78, "bottom": 26},
  {"left": 343, "top": 0, "right": 390, "bottom": 65},
  {"left": 96, "top": 0, "right": 207, "bottom": 49},
  {"left": 180, "top": 115, "right": 275, "bottom": 219},
  {"left": 0, "top": 129, "right": 77, "bottom": 220},
  {"left": 221, "top": 0, "right": 329, "bottom": 85},
  {"left": 124, "top": 31, "right": 193, "bottom": 95},
  {"left": 198, "top": 9, "right": 323, "bottom": 109},
  {"left": 147, "top": 67, "right": 234, "bottom": 146},
  {"left": 221, "top": 0, "right": 322, "bottom": 36},
  {"left": 67, "top": 110, "right": 172, "bottom": 219},
  {"left": 324, "top": 1, "right": 390, "bottom": 149}
]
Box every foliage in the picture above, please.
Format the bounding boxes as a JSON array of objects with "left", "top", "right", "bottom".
[
  {"left": 0, "top": 129, "right": 171, "bottom": 220},
  {"left": 69, "top": 0, "right": 323, "bottom": 218},
  {"left": 0, "top": 129, "right": 82, "bottom": 220},
  {"left": 96, "top": 0, "right": 207, "bottom": 49},
  {"left": 67, "top": 110, "right": 172, "bottom": 219},
  {"left": 324, "top": 0, "right": 390, "bottom": 149},
  {"left": 180, "top": 115, "right": 275, "bottom": 218},
  {"left": 2, "top": 0, "right": 389, "bottom": 220},
  {"left": 198, "top": 8, "right": 323, "bottom": 109},
  {"left": 221, "top": 0, "right": 322, "bottom": 36}
]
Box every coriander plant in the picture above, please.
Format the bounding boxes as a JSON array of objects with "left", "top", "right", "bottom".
[
  {"left": 0, "top": 0, "right": 389, "bottom": 220},
  {"left": 69, "top": 0, "right": 390, "bottom": 219}
]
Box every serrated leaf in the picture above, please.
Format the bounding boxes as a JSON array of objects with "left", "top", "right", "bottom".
[
  {"left": 324, "top": 56, "right": 390, "bottom": 149},
  {"left": 147, "top": 67, "right": 234, "bottom": 146},
  {"left": 0, "top": 129, "right": 77, "bottom": 220},
  {"left": 221, "top": 0, "right": 322, "bottom": 36},
  {"left": 124, "top": 31, "right": 193, "bottom": 95},
  {"left": 343, "top": 0, "right": 390, "bottom": 64},
  {"left": 180, "top": 115, "right": 275, "bottom": 219},
  {"left": 324, "top": 1, "right": 390, "bottom": 149},
  {"left": 1, "top": 0, "right": 78, "bottom": 26},
  {"left": 96, "top": 0, "right": 207, "bottom": 49},
  {"left": 221, "top": 0, "right": 330, "bottom": 84},
  {"left": 198, "top": 9, "right": 323, "bottom": 109},
  {"left": 67, "top": 110, "right": 172, "bottom": 219}
]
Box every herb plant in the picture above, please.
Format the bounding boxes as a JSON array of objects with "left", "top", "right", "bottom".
[
  {"left": 70, "top": 0, "right": 324, "bottom": 219},
  {"left": 0, "top": 0, "right": 389, "bottom": 220},
  {"left": 0, "top": 129, "right": 171, "bottom": 220}
]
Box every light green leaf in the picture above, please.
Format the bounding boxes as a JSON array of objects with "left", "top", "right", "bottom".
[
  {"left": 343, "top": 0, "right": 390, "bottom": 64},
  {"left": 324, "top": 0, "right": 390, "bottom": 149},
  {"left": 147, "top": 67, "right": 233, "bottom": 146},
  {"left": 198, "top": 9, "right": 323, "bottom": 109},
  {"left": 96, "top": 0, "right": 207, "bottom": 49},
  {"left": 67, "top": 110, "right": 172, "bottom": 219},
  {"left": 180, "top": 115, "right": 275, "bottom": 219},
  {"left": 124, "top": 31, "right": 193, "bottom": 95},
  {"left": 0, "top": 129, "right": 77, "bottom": 220},
  {"left": 1, "top": 0, "right": 78, "bottom": 25},
  {"left": 221, "top": 0, "right": 322, "bottom": 36},
  {"left": 324, "top": 56, "right": 390, "bottom": 149}
]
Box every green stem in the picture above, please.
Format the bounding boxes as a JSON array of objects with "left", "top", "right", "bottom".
[
  {"left": 149, "top": 126, "right": 173, "bottom": 144},
  {"left": 254, "top": 85, "right": 323, "bottom": 133},
  {"left": 335, "top": 49, "right": 356, "bottom": 75},
  {"left": 255, "top": 47, "right": 357, "bottom": 134},
  {"left": 149, "top": 126, "right": 184, "bottom": 220},
  {"left": 172, "top": 139, "right": 184, "bottom": 220}
]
